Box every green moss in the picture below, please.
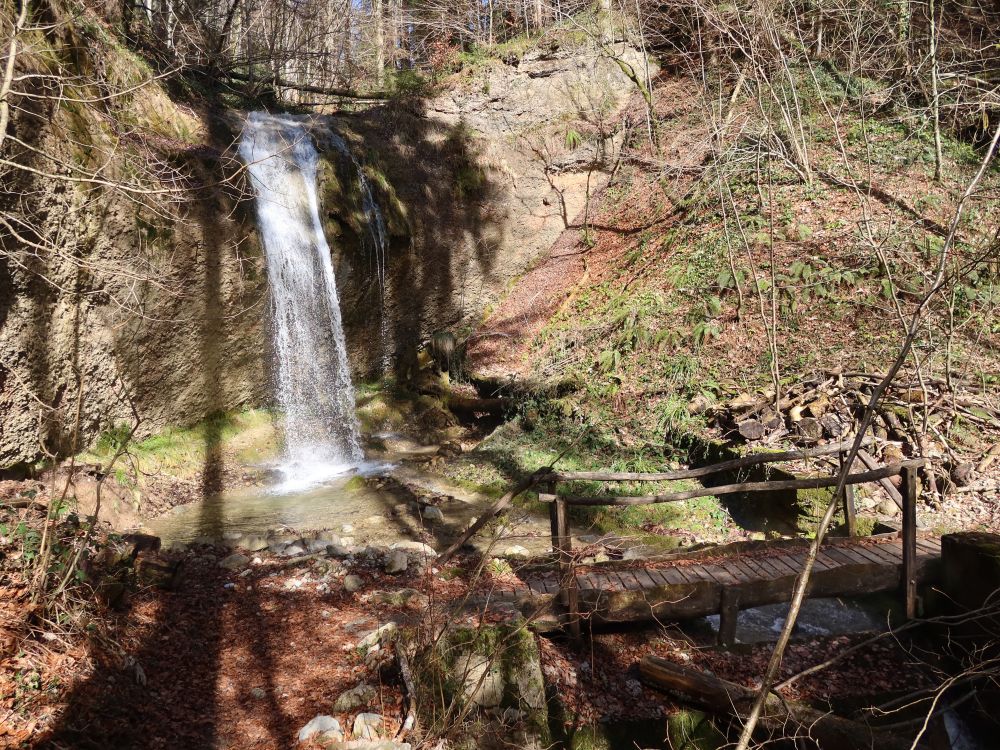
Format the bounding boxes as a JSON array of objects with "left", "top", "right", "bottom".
[
  {"left": 668, "top": 709, "right": 727, "bottom": 750},
  {"left": 82, "top": 409, "right": 278, "bottom": 483}
]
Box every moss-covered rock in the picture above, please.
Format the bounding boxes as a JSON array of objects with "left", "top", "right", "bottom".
[{"left": 407, "top": 619, "right": 549, "bottom": 749}]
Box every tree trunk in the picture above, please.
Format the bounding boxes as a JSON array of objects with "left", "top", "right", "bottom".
[{"left": 373, "top": 0, "right": 385, "bottom": 89}]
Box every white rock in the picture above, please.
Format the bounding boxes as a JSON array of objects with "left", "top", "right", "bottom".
[
  {"left": 454, "top": 652, "right": 504, "bottom": 708},
  {"left": 385, "top": 549, "right": 408, "bottom": 574},
  {"left": 353, "top": 712, "right": 383, "bottom": 741},
  {"left": 390, "top": 541, "right": 437, "bottom": 557},
  {"left": 504, "top": 545, "right": 530, "bottom": 559},
  {"left": 357, "top": 622, "right": 398, "bottom": 649},
  {"left": 298, "top": 715, "right": 343, "bottom": 743},
  {"left": 344, "top": 574, "right": 364, "bottom": 593}
]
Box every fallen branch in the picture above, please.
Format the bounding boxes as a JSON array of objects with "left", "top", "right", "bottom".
[{"left": 438, "top": 470, "right": 547, "bottom": 562}]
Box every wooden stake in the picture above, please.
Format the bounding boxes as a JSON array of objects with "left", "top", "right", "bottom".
[{"left": 901, "top": 464, "right": 918, "bottom": 618}]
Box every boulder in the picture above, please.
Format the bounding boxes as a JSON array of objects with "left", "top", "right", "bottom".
[
  {"left": 385, "top": 550, "right": 408, "bottom": 574},
  {"left": 422, "top": 506, "right": 445, "bottom": 523}
]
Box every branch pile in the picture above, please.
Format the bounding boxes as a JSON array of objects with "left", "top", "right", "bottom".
[{"left": 698, "top": 370, "right": 1000, "bottom": 505}]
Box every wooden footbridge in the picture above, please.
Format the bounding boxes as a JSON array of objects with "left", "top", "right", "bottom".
[{"left": 456, "top": 439, "right": 942, "bottom": 640}]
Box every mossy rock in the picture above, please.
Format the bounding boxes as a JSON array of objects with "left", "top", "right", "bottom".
[
  {"left": 406, "top": 620, "right": 549, "bottom": 746},
  {"left": 795, "top": 486, "right": 837, "bottom": 532},
  {"left": 667, "top": 709, "right": 727, "bottom": 750}
]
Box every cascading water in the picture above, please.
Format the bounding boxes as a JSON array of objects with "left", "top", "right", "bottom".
[
  {"left": 327, "top": 133, "right": 393, "bottom": 375},
  {"left": 239, "top": 112, "right": 362, "bottom": 491}
]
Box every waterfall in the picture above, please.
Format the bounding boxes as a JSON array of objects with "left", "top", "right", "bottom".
[
  {"left": 239, "top": 112, "right": 362, "bottom": 490},
  {"left": 327, "top": 133, "right": 392, "bottom": 374}
]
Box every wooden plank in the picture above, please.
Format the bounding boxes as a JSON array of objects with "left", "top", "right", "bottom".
[
  {"left": 821, "top": 546, "right": 863, "bottom": 568},
  {"left": 659, "top": 566, "right": 690, "bottom": 586},
  {"left": 618, "top": 569, "right": 644, "bottom": 589},
  {"left": 703, "top": 564, "right": 740, "bottom": 586},
  {"left": 686, "top": 563, "right": 715, "bottom": 583},
  {"left": 847, "top": 545, "right": 888, "bottom": 566},
  {"left": 633, "top": 569, "right": 660, "bottom": 589},
  {"left": 645, "top": 568, "right": 674, "bottom": 587},
  {"left": 718, "top": 560, "right": 755, "bottom": 582},
  {"left": 916, "top": 538, "right": 940, "bottom": 554},
  {"left": 732, "top": 558, "right": 770, "bottom": 580},
  {"left": 755, "top": 557, "right": 791, "bottom": 579},
  {"left": 768, "top": 555, "right": 802, "bottom": 577},
  {"left": 672, "top": 565, "right": 700, "bottom": 584},
  {"left": 857, "top": 543, "right": 902, "bottom": 565}
]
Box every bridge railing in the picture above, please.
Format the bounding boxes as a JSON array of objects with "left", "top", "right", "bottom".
[{"left": 534, "top": 438, "right": 926, "bottom": 635}]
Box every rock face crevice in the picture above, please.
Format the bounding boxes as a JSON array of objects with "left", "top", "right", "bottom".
[{"left": 1, "top": 38, "right": 651, "bottom": 470}]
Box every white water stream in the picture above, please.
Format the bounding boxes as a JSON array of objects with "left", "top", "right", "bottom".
[{"left": 240, "top": 112, "right": 362, "bottom": 491}]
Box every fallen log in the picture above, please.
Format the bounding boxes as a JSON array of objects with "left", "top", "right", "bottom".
[{"left": 639, "top": 656, "right": 908, "bottom": 750}]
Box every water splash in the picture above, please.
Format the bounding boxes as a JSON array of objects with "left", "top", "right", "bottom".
[{"left": 239, "top": 112, "right": 362, "bottom": 491}]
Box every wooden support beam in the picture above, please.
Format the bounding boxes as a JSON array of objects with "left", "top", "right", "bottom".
[
  {"left": 901, "top": 464, "right": 919, "bottom": 618},
  {"left": 544, "top": 460, "right": 925, "bottom": 507},
  {"left": 539, "top": 437, "right": 874, "bottom": 483},
  {"left": 843, "top": 483, "right": 857, "bottom": 536},
  {"left": 857, "top": 449, "right": 904, "bottom": 509},
  {"left": 718, "top": 588, "right": 740, "bottom": 646},
  {"left": 547, "top": 494, "right": 580, "bottom": 640}
]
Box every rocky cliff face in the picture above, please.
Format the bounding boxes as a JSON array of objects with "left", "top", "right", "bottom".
[{"left": 0, "top": 32, "right": 650, "bottom": 471}]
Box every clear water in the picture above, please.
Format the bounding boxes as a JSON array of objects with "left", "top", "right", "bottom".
[
  {"left": 703, "top": 596, "right": 890, "bottom": 643},
  {"left": 239, "top": 113, "right": 362, "bottom": 491}
]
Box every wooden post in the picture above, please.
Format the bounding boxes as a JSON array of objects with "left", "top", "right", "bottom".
[
  {"left": 718, "top": 588, "right": 740, "bottom": 646},
  {"left": 548, "top": 492, "right": 580, "bottom": 640},
  {"left": 900, "top": 465, "right": 918, "bottom": 618},
  {"left": 843, "top": 483, "right": 857, "bottom": 537}
]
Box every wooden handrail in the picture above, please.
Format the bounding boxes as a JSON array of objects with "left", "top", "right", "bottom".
[
  {"left": 537, "top": 437, "right": 875, "bottom": 484},
  {"left": 543, "top": 455, "right": 926, "bottom": 634},
  {"left": 538, "top": 459, "right": 925, "bottom": 507}
]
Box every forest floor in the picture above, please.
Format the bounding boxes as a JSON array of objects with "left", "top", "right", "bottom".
[{"left": 0, "top": 499, "right": 949, "bottom": 749}]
